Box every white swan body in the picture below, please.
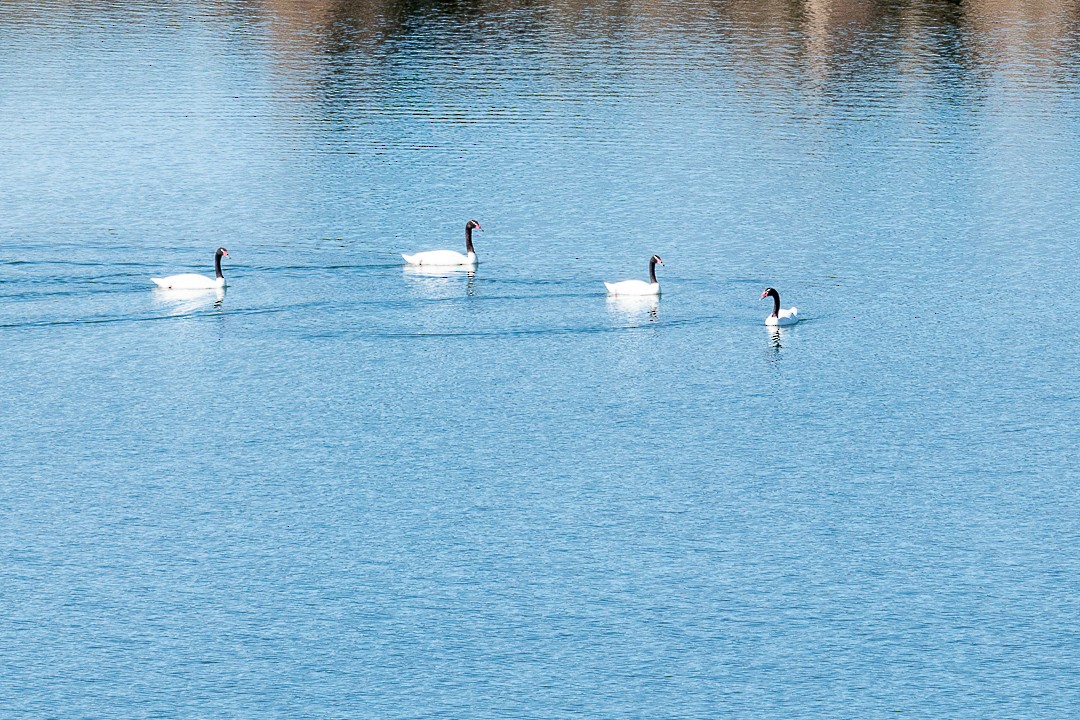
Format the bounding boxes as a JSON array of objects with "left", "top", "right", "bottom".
[
  {"left": 152, "top": 248, "right": 229, "bottom": 289},
  {"left": 604, "top": 279, "right": 660, "bottom": 296},
  {"left": 152, "top": 273, "right": 225, "bottom": 290},
  {"left": 766, "top": 307, "right": 798, "bottom": 326},
  {"left": 605, "top": 255, "right": 663, "bottom": 296},
  {"left": 401, "top": 249, "right": 476, "bottom": 266},
  {"left": 761, "top": 287, "right": 798, "bottom": 326},
  {"left": 403, "top": 220, "right": 480, "bottom": 267}
]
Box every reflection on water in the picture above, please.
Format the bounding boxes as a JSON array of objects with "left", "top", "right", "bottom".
[
  {"left": 766, "top": 325, "right": 785, "bottom": 363},
  {"left": 768, "top": 326, "right": 784, "bottom": 347},
  {"left": 251, "top": 0, "right": 1080, "bottom": 113},
  {"left": 605, "top": 294, "right": 659, "bottom": 323},
  {"left": 401, "top": 265, "right": 476, "bottom": 297},
  {"left": 151, "top": 287, "right": 226, "bottom": 315},
  {"left": 401, "top": 264, "right": 475, "bottom": 278}
]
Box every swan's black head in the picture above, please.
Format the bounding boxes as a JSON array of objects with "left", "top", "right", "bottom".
[
  {"left": 650, "top": 255, "right": 664, "bottom": 266},
  {"left": 216, "top": 247, "right": 229, "bottom": 258},
  {"left": 466, "top": 219, "right": 481, "bottom": 232},
  {"left": 760, "top": 287, "right": 778, "bottom": 300}
]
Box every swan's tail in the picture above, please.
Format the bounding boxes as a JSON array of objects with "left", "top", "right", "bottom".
[
  {"left": 790, "top": 307, "right": 798, "bottom": 317},
  {"left": 401, "top": 253, "right": 418, "bottom": 265},
  {"left": 604, "top": 283, "right": 616, "bottom": 294},
  {"left": 151, "top": 278, "right": 167, "bottom": 288}
]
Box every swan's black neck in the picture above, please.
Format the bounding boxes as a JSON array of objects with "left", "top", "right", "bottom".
[
  {"left": 215, "top": 251, "right": 224, "bottom": 279},
  {"left": 771, "top": 292, "right": 780, "bottom": 317},
  {"left": 465, "top": 225, "right": 475, "bottom": 254},
  {"left": 649, "top": 257, "right": 659, "bottom": 284}
]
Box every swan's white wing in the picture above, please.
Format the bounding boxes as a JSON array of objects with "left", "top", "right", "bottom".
[
  {"left": 152, "top": 273, "right": 219, "bottom": 289},
  {"left": 773, "top": 307, "right": 799, "bottom": 326},
  {"left": 604, "top": 279, "right": 659, "bottom": 296},
  {"left": 403, "top": 249, "right": 473, "bottom": 266}
]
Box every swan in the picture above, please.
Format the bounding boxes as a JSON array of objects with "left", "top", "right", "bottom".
[
  {"left": 761, "top": 287, "right": 798, "bottom": 326},
  {"left": 402, "top": 220, "right": 481, "bottom": 266},
  {"left": 152, "top": 248, "right": 229, "bottom": 289},
  {"left": 605, "top": 255, "right": 664, "bottom": 296}
]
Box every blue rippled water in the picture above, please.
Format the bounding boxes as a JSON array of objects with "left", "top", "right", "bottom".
[{"left": 1, "top": 1, "right": 1078, "bottom": 717}]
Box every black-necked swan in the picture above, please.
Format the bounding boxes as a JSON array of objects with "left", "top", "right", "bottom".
[
  {"left": 605, "top": 255, "right": 664, "bottom": 296},
  {"left": 402, "top": 219, "right": 481, "bottom": 266},
  {"left": 761, "top": 287, "right": 798, "bottom": 326},
  {"left": 152, "top": 248, "right": 229, "bottom": 289}
]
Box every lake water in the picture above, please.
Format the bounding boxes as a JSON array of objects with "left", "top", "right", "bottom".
[{"left": 1, "top": 0, "right": 1078, "bottom": 716}]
